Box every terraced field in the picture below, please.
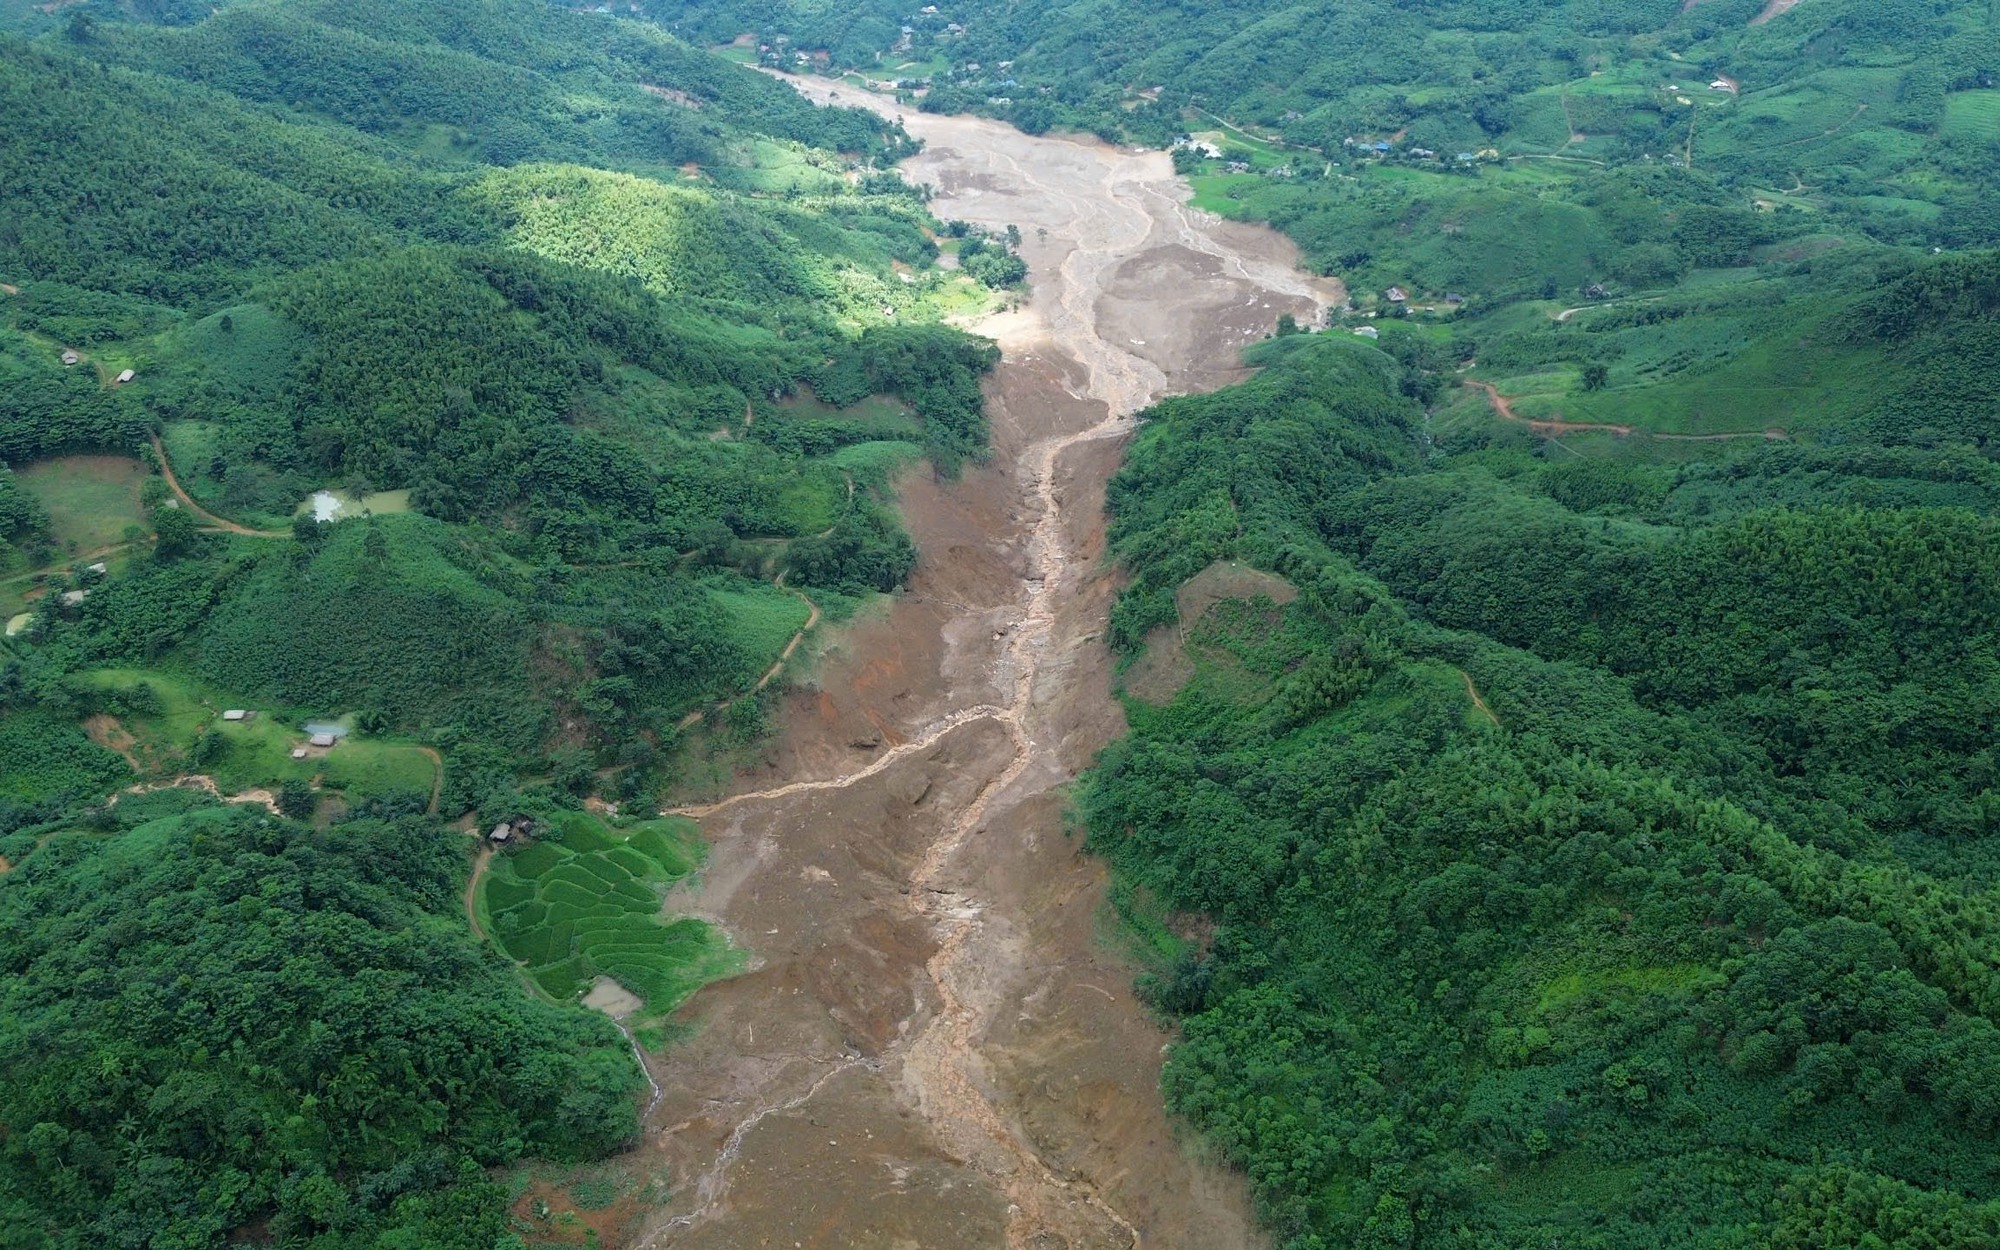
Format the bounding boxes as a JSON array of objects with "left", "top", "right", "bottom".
[{"left": 480, "top": 812, "right": 739, "bottom": 1010}]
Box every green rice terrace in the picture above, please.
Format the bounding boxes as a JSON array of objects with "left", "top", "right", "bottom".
[{"left": 476, "top": 812, "right": 740, "bottom": 1013}]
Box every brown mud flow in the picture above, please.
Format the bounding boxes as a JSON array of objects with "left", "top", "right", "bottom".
[{"left": 635, "top": 84, "right": 1343, "bottom": 1250}]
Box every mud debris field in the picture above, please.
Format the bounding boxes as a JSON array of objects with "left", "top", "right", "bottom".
[{"left": 634, "top": 86, "right": 1344, "bottom": 1250}]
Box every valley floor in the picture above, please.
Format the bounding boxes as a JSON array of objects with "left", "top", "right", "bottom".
[{"left": 632, "top": 87, "right": 1341, "bottom": 1249}]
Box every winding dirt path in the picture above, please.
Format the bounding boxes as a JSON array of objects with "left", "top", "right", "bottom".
[
  {"left": 465, "top": 844, "right": 494, "bottom": 943},
  {"left": 148, "top": 433, "right": 288, "bottom": 538},
  {"left": 631, "top": 80, "right": 1342, "bottom": 1250},
  {"left": 418, "top": 746, "right": 444, "bottom": 815},
  {"left": 676, "top": 581, "right": 822, "bottom": 731},
  {"left": 1460, "top": 669, "right": 1500, "bottom": 726},
  {"left": 1470, "top": 379, "right": 1785, "bottom": 442}
]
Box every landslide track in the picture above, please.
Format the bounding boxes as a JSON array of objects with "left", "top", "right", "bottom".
[{"left": 635, "top": 84, "right": 1343, "bottom": 1250}]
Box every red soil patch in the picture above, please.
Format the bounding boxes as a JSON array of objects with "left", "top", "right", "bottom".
[
  {"left": 510, "top": 1179, "right": 650, "bottom": 1248},
  {"left": 83, "top": 714, "right": 144, "bottom": 771}
]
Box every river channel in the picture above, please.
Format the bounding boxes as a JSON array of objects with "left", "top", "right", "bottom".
[{"left": 635, "top": 83, "right": 1344, "bottom": 1250}]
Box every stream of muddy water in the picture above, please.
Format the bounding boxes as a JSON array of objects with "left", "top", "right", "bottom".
[{"left": 634, "top": 83, "right": 1343, "bottom": 1250}]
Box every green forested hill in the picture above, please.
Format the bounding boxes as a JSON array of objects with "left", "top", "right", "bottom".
[
  {"left": 0, "top": 2, "right": 1017, "bottom": 1242},
  {"left": 0, "top": 803, "right": 641, "bottom": 1248},
  {"left": 1086, "top": 330, "right": 2000, "bottom": 1248},
  {"left": 0, "top": 0, "right": 1010, "bottom": 769}
]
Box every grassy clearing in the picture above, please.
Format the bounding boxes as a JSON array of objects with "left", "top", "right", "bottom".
[
  {"left": 77, "top": 667, "right": 437, "bottom": 799},
  {"left": 1540, "top": 330, "right": 1892, "bottom": 436},
  {"left": 481, "top": 812, "right": 740, "bottom": 1014},
  {"left": 828, "top": 439, "right": 922, "bottom": 477},
  {"left": 889, "top": 54, "right": 949, "bottom": 78},
  {"left": 1942, "top": 90, "right": 2000, "bottom": 141},
  {"left": 730, "top": 138, "right": 848, "bottom": 193},
  {"left": 1535, "top": 963, "right": 1720, "bottom": 1013},
  {"left": 1186, "top": 173, "right": 1264, "bottom": 215},
  {"left": 17, "top": 456, "right": 150, "bottom": 554},
  {"left": 167, "top": 304, "right": 306, "bottom": 397},
  {"left": 768, "top": 391, "right": 915, "bottom": 426},
  {"left": 710, "top": 581, "right": 813, "bottom": 667}
]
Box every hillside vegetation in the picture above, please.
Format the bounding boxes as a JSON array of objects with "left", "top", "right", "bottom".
[
  {"left": 0, "top": 0, "right": 1021, "bottom": 1242},
  {"left": 1086, "top": 329, "right": 2000, "bottom": 1248}
]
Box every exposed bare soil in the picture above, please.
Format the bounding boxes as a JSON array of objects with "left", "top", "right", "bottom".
[
  {"left": 1751, "top": 0, "right": 1807, "bottom": 25},
  {"left": 1124, "top": 561, "right": 1297, "bottom": 705},
  {"left": 1470, "top": 379, "right": 1786, "bottom": 442},
  {"left": 111, "top": 774, "right": 280, "bottom": 814},
  {"left": 629, "top": 84, "right": 1346, "bottom": 1249}
]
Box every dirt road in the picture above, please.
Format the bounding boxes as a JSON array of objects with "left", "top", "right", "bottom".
[
  {"left": 149, "top": 434, "right": 289, "bottom": 538},
  {"left": 1470, "top": 379, "right": 1785, "bottom": 442},
  {"left": 632, "top": 84, "right": 1344, "bottom": 1250}
]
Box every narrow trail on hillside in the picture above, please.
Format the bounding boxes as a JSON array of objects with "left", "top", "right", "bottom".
[
  {"left": 674, "top": 580, "right": 822, "bottom": 732},
  {"left": 1460, "top": 669, "right": 1500, "bottom": 726},
  {"left": 418, "top": 746, "right": 444, "bottom": 815},
  {"left": 1470, "top": 379, "right": 1786, "bottom": 442},
  {"left": 464, "top": 845, "right": 494, "bottom": 943}
]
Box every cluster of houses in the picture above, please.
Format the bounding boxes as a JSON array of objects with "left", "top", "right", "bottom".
[
  {"left": 56, "top": 347, "right": 137, "bottom": 385},
  {"left": 489, "top": 816, "right": 539, "bottom": 845},
  {"left": 1338, "top": 137, "right": 1501, "bottom": 167},
  {"left": 51, "top": 562, "right": 109, "bottom": 609}
]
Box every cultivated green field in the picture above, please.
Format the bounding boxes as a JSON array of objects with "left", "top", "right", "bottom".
[
  {"left": 1943, "top": 90, "right": 2000, "bottom": 141},
  {"left": 481, "top": 812, "right": 740, "bottom": 1012},
  {"left": 16, "top": 456, "right": 149, "bottom": 553},
  {"left": 711, "top": 580, "right": 814, "bottom": 666}
]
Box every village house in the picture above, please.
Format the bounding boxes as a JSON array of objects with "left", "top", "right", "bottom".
[
  {"left": 1353, "top": 325, "right": 1380, "bottom": 339},
  {"left": 1385, "top": 286, "right": 1409, "bottom": 303},
  {"left": 116, "top": 369, "right": 135, "bottom": 384},
  {"left": 61, "top": 589, "right": 88, "bottom": 605},
  {"left": 60, "top": 349, "right": 79, "bottom": 366},
  {"left": 490, "top": 822, "right": 513, "bottom": 844},
  {"left": 308, "top": 731, "right": 337, "bottom": 748},
  {"left": 222, "top": 709, "right": 249, "bottom": 722}
]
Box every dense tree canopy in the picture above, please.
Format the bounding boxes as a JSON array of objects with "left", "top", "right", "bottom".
[
  {"left": 0, "top": 807, "right": 640, "bottom": 1249},
  {"left": 1083, "top": 329, "right": 2000, "bottom": 1248}
]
